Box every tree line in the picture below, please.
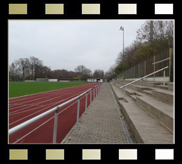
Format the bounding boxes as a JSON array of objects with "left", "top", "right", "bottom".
[
  {"left": 105, "top": 20, "right": 174, "bottom": 81},
  {"left": 9, "top": 56, "right": 105, "bottom": 81}
]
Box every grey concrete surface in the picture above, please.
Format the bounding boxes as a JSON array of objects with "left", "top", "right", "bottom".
[
  {"left": 62, "top": 83, "right": 130, "bottom": 144},
  {"left": 110, "top": 82, "right": 174, "bottom": 144}
]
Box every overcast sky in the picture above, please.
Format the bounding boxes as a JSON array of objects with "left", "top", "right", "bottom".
[{"left": 9, "top": 20, "right": 146, "bottom": 73}]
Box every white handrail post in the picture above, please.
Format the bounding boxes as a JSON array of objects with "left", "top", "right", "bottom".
[
  {"left": 76, "top": 97, "right": 80, "bottom": 125},
  {"left": 163, "top": 69, "right": 166, "bottom": 85},
  {"left": 93, "top": 88, "right": 95, "bottom": 99},
  {"left": 85, "top": 92, "right": 88, "bottom": 111},
  {"left": 96, "top": 87, "right": 98, "bottom": 97},
  {"left": 95, "top": 88, "right": 96, "bottom": 98},
  {"left": 53, "top": 107, "right": 59, "bottom": 144},
  {"left": 123, "top": 86, "right": 125, "bottom": 101}
]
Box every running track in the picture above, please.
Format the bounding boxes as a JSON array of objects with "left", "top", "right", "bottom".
[{"left": 9, "top": 82, "right": 101, "bottom": 144}]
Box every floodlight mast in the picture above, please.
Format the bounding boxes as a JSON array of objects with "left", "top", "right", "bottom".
[
  {"left": 120, "top": 26, "right": 124, "bottom": 61},
  {"left": 120, "top": 26, "right": 124, "bottom": 79}
]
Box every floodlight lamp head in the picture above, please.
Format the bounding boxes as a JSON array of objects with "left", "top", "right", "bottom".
[{"left": 120, "top": 26, "right": 124, "bottom": 31}]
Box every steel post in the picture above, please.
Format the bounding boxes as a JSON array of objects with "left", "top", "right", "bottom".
[
  {"left": 90, "top": 90, "right": 92, "bottom": 103},
  {"left": 123, "top": 86, "right": 125, "bottom": 102},
  {"left": 154, "top": 55, "right": 155, "bottom": 81},
  {"left": 53, "top": 107, "right": 59, "bottom": 143},
  {"left": 77, "top": 97, "right": 80, "bottom": 124},
  {"left": 85, "top": 92, "right": 88, "bottom": 111},
  {"left": 163, "top": 69, "right": 166, "bottom": 86},
  {"left": 93, "top": 89, "right": 95, "bottom": 100},
  {"left": 96, "top": 87, "right": 97, "bottom": 97}
]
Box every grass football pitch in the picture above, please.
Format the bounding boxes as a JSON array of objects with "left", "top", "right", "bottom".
[{"left": 9, "top": 81, "right": 88, "bottom": 98}]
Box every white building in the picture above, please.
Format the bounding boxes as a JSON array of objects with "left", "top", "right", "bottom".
[
  {"left": 48, "top": 79, "right": 58, "bottom": 82},
  {"left": 35, "top": 78, "right": 58, "bottom": 82},
  {"left": 36, "top": 78, "right": 49, "bottom": 82},
  {"left": 87, "top": 78, "right": 103, "bottom": 82}
]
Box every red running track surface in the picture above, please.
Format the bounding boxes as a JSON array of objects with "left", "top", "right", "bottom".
[{"left": 9, "top": 82, "right": 101, "bottom": 144}]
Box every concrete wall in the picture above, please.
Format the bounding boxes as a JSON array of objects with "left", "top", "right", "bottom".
[{"left": 125, "top": 77, "right": 169, "bottom": 82}]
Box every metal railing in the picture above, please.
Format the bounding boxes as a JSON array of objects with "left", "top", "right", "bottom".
[
  {"left": 120, "top": 66, "right": 168, "bottom": 101},
  {"left": 152, "top": 57, "right": 169, "bottom": 81},
  {"left": 9, "top": 83, "right": 103, "bottom": 143},
  {"left": 152, "top": 57, "right": 170, "bottom": 65}
]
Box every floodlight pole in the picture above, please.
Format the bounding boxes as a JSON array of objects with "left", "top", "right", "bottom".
[{"left": 120, "top": 26, "right": 124, "bottom": 79}]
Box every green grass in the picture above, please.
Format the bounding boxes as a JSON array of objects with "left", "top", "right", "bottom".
[{"left": 9, "top": 81, "right": 88, "bottom": 98}]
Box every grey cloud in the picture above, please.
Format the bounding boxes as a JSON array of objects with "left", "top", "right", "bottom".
[{"left": 9, "top": 20, "right": 146, "bottom": 72}]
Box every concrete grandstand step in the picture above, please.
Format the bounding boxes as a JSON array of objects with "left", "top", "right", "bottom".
[
  {"left": 110, "top": 84, "right": 123, "bottom": 100},
  {"left": 136, "top": 95, "right": 173, "bottom": 133},
  {"left": 114, "top": 83, "right": 121, "bottom": 88},
  {"left": 155, "top": 85, "right": 168, "bottom": 90},
  {"left": 127, "top": 84, "right": 173, "bottom": 105},
  {"left": 123, "top": 87, "right": 173, "bottom": 132},
  {"left": 142, "top": 89, "right": 152, "bottom": 96},
  {"left": 111, "top": 84, "right": 173, "bottom": 144},
  {"left": 125, "top": 88, "right": 141, "bottom": 102},
  {"left": 134, "top": 81, "right": 162, "bottom": 87},
  {"left": 129, "top": 84, "right": 153, "bottom": 92},
  {"left": 152, "top": 89, "right": 173, "bottom": 105},
  {"left": 168, "top": 82, "right": 174, "bottom": 91},
  {"left": 113, "top": 80, "right": 174, "bottom": 105}
]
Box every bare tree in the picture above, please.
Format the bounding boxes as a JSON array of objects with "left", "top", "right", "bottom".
[
  {"left": 9, "top": 57, "right": 95, "bottom": 81},
  {"left": 136, "top": 20, "right": 173, "bottom": 46},
  {"left": 93, "top": 69, "right": 104, "bottom": 79},
  {"left": 105, "top": 65, "right": 116, "bottom": 81},
  {"left": 75, "top": 65, "right": 92, "bottom": 80},
  {"left": 29, "top": 56, "right": 43, "bottom": 79}
]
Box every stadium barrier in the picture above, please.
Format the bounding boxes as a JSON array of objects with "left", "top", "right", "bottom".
[{"left": 9, "top": 83, "right": 104, "bottom": 143}]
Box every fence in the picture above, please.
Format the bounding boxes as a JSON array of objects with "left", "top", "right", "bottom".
[
  {"left": 9, "top": 83, "right": 104, "bottom": 144},
  {"left": 120, "top": 48, "right": 173, "bottom": 81}
]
